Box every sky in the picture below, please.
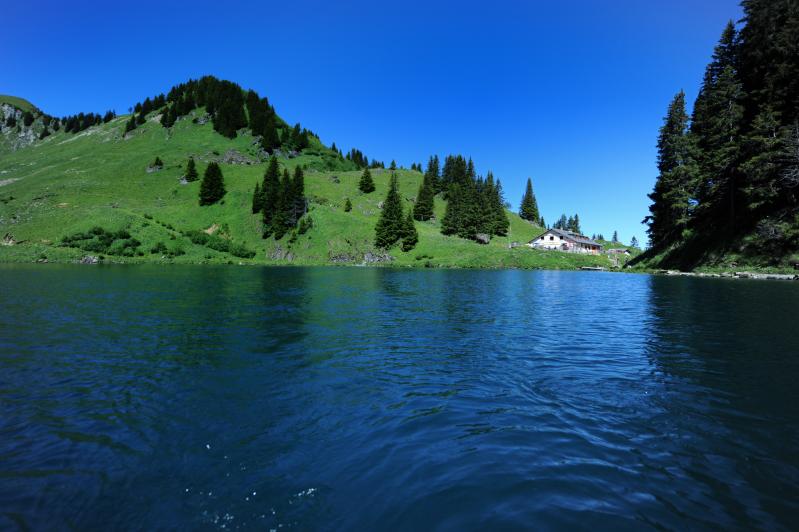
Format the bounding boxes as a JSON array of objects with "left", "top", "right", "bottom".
[{"left": 1, "top": 0, "right": 743, "bottom": 245}]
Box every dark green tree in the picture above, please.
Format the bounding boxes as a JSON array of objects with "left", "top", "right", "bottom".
[
  {"left": 413, "top": 165, "right": 436, "bottom": 220},
  {"left": 344, "top": 198, "right": 352, "bottom": 212},
  {"left": 185, "top": 157, "right": 198, "bottom": 182},
  {"left": 199, "top": 162, "right": 226, "bottom": 205},
  {"left": 261, "top": 157, "right": 281, "bottom": 236},
  {"left": 644, "top": 91, "right": 694, "bottom": 246},
  {"left": 252, "top": 182, "right": 263, "bottom": 214},
  {"left": 401, "top": 210, "right": 418, "bottom": 251},
  {"left": 358, "top": 167, "right": 376, "bottom": 193},
  {"left": 519, "top": 178, "right": 540, "bottom": 222},
  {"left": 374, "top": 173, "right": 405, "bottom": 248}
]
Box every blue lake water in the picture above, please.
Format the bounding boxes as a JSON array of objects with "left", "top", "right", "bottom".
[{"left": 1, "top": 265, "right": 798, "bottom": 530}]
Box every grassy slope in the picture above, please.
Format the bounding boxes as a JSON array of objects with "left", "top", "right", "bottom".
[
  {"left": 0, "top": 95, "right": 36, "bottom": 112},
  {"left": 0, "top": 107, "right": 612, "bottom": 269}
]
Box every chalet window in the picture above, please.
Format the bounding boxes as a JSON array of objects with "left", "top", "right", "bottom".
[
  {"left": 540, "top": 236, "right": 544, "bottom": 240},
  {"left": 550, "top": 236, "right": 554, "bottom": 241}
]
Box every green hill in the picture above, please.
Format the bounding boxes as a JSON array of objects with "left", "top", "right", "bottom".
[
  {"left": 0, "top": 81, "right": 613, "bottom": 269},
  {"left": 0, "top": 95, "right": 36, "bottom": 113}
]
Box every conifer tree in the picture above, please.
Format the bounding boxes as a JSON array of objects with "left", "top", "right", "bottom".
[
  {"left": 344, "top": 198, "right": 352, "bottom": 212},
  {"left": 644, "top": 91, "right": 694, "bottom": 246},
  {"left": 426, "top": 155, "right": 441, "bottom": 194},
  {"left": 185, "top": 157, "right": 198, "bottom": 182},
  {"left": 631, "top": 236, "right": 639, "bottom": 248},
  {"left": 358, "top": 167, "right": 376, "bottom": 193},
  {"left": 413, "top": 166, "right": 436, "bottom": 221},
  {"left": 261, "top": 157, "right": 281, "bottom": 237},
  {"left": 612, "top": 230, "right": 619, "bottom": 243},
  {"left": 199, "top": 162, "right": 226, "bottom": 205},
  {"left": 401, "top": 210, "right": 418, "bottom": 251},
  {"left": 519, "top": 178, "right": 540, "bottom": 222},
  {"left": 374, "top": 173, "right": 405, "bottom": 248},
  {"left": 271, "top": 170, "right": 293, "bottom": 240},
  {"left": 291, "top": 166, "right": 306, "bottom": 224}
]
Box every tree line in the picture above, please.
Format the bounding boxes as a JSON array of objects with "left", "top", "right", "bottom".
[{"left": 643, "top": 1, "right": 799, "bottom": 264}]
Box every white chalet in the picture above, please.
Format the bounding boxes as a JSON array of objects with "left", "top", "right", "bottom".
[{"left": 528, "top": 228, "right": 603, "bottom": 255}]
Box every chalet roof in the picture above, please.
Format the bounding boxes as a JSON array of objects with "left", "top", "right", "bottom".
[{"left": 530, "top": 228, "right": 602, "bottom": 247}]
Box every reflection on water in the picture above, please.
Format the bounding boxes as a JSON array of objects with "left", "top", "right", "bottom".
[{"left": 0, "top": 265, "right": 797, "bottom": 530}]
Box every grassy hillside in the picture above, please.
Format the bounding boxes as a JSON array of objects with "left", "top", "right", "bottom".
[
  {"left": 0, "top": 95, "right": 36, "bottom": 113},
  {"left": 0, "top": 102, "right": 613, "bottom": 269}
]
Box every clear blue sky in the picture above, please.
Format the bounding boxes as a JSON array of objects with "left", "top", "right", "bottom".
[{"left": 2, "top": 0, "right": 742, "bottom": 245}]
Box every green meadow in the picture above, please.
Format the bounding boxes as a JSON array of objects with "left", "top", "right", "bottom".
[{"left": 0, "top": 105, "right": 614, "bottom": 269}]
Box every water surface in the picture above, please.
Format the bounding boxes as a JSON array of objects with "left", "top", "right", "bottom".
[{"left": 1, "top": 265, "right": 798, "bottom": 530}]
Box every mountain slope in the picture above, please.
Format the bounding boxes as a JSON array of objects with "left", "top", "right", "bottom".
[{"left": 0, "top": 87, "right": 611, "bottom": 269}]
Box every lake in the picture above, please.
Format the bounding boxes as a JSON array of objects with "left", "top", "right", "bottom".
[{"left": 1, "top": 265, "right": 797, "bottom": 530}]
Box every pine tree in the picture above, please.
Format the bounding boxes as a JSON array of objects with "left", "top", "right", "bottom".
[
  {"left": 612, "top": 230, "right": 619, "bottom": 243},
  {"left": 291, "top": 166, "right": 306, "bottom": 224},
  {"left": 374, "top": 173, "right": 405, "bottom": 248},
  {"left": 153, "top": 157, "right": 163, "bottom": 168},
  {"left": 401, "top": 210, "right": 418, "bottom": 251},
  {"left": 261, "top": 157, "right": 281, "bottom": 237},
  {"left": 413, "top": 165, "right": 435, "bottom": 221},
  {"left": 185, "top": 157, "right": 198, "bottom": 182},
  {"left": 572, "top": 214, "right": 581, "bottom": 234},
  {"left": 272, "top": 170, "right": 293, "bottom": 240},
  {"left": 644, "top": 91, "right": 694, "bottom": 246},
  {"left": 630, "top": 236, "right": 639, "bottom": 248},
  {"left": 199, "top": 162, "right": 226, "bottom": 205},
  {"left": 389, "top": 160, "right": 397, "bottom": 171},
  {"left": 426, "top": 155, "right": 441, "bottom": 194},
  {"left": 358, "top": 167, "right": 376, "bottom": 193},
  {"left": 519, "top": 178, "right": 540, "bottom": 222},
  {"left": 344, "top": 198, "right": 352, "bottom": 212}
]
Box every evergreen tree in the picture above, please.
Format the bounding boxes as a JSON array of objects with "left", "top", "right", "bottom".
[
  {"left": 644, "top": 91, "right": 694, "bottom": 246},
  {"left": 344, "top": 198, "right": 352, "bottom": 212},
  {"left": 426, "top": 155, "right": 441, "bottom": 193},
  {"left": 124, "top": 116, "right": 136, "bottom": 134},
  {"left": 153, "top": 157, "right": 163, "bottom": 168},
  {"left": 358, "top": 167, "right": 376, "bottom": 193},
  {"left": 401, "top": 210, "right": 418, "bottom": 251},
  {"left": 291, "top": 165, "right": 306, "bottom": 224},
  {"left": 22, "top": 111, "right": 34, "bottom": 127},
  {"left": 612, "top": 230, "right": 619, "bottom": 243},
  {"left": 199, "top": 162, "right": 226, "bottom": 205},
  {"left": 185, "top": 157, "right": 199, "bottom": 182},
  {"left": 631, "top": 236, "right": 639, "bottom": 248},
  {"left": 374, "top": 173, "right": 405, "bottom": 248},
  {"left": 272, "top": 170, "right": 294, "bottom": 240},
  {"left": 519, "top": 178, "right": 540, "bottom": 222},
  {"left": 39, "top": 128, "right": 50, "bottom": 140},
  {"left": 261, "top": 157, "right": 281, "bottom": 237},
  {"left": 413, "top": 165, "right": 436, "bottom": 221}
]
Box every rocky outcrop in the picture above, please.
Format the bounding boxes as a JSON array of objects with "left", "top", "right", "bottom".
[
  {"left": 476, "top": 233, "right": 490, "bottom": 245},
  {"left": 222, "top": 149, "right": 256, "bottom": 165}
]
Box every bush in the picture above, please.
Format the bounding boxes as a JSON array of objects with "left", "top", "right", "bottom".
[
  {"left": 61, "top": 226, "right": 142, "bottom": 256},
  {"left": 297, "top": 216, "right": 313, "bottom": 235},
  {"left": 151, "top": 242, "right": 168, "bottom": 254}
]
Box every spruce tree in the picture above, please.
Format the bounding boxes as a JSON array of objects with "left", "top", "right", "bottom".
[
  {"left": 401, "top": 210, "right": 418, "bottom": 251},
  {"left": 612, "top": 230, "right": 619, "bottom": 243},
  {"left": 413, "top": 166, "right": 435, "bottom": 221},
  {"left": 374, "top": 173, "right": 405, "bottom": 248},
  {"left": 291, "top": 166, "right": 306, "bottom": 224},
  {"left": 272, "top": 170, "right": 293, "bottom": 240},
  {"left": 185, "top": 157, "right": 198, "bottom": 182},
  {"left": 344, "top": 198, "right": 352, "bottom": 212},
  {"left": 631, "top": 236, "right": 639, "bottom": 248},
  {"left": 199, "top": 162, "right": 226, "bottom": 205},
  {"left": 358, "top": 167, "right": 376, "bottom": 193},
  {"left": 519, "top": 178, "right": 540, "bottom": 222},
  {"left": 261, "top": 157, "right": 281, "bottom": 237},
  {"left": 644, "top": 91, "right": 693, "bottom": 246}
]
